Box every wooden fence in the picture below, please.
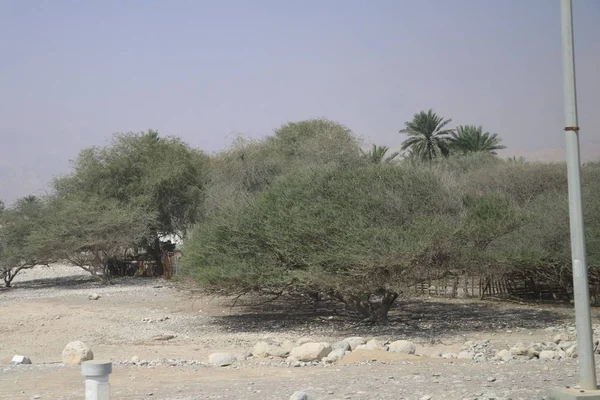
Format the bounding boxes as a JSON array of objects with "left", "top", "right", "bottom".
[{"left": 409, "top": 270, "right": 600, "bottom": 305}]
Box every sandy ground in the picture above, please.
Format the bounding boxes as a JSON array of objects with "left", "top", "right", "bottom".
[{"left": 0, "top": 265, "right": 596, "bottom": 400}]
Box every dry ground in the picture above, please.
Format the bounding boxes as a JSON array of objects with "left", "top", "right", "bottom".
[{"left": 0, "top": 266, "right": 596, "bottom": 400}]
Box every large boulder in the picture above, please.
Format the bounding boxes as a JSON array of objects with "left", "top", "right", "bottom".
[
  {"left": 386, "top": 340, "right": 416, "bottom": 355},
  {"left": 296, "top": 337, "right": 312, "bottom": 346},
  {"left": 281, "top": 340, "right": 296, "bottom": 352},
  {"left": 331, "top": 341, "right": 351, "bottom": 352},
  {"left": 343, "top": 337, "right": 366, "bottom": 351},
  {"left": 365, "top": 339, "right": 385, "bottom": 350},
  {"left": 252, "top": 341, "right": 289, "bottom": 358},
  {"left": 509, "top": 343, "right": 528, "bottom": 356},
  {"left": 289, "top": 342, "right": 332, "bottom": 362},
  {"left": 322, "top": 348, "right": 347, "bottom": 363},
  {"left": 208, "top": 353, "right": 237, "bottom": 367},
  {"left": 62, "top": 341, "right": 94, "bottom": 365}
]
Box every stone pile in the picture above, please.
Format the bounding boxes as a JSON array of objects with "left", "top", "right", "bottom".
[{"left": 245, "top": 336, "right": 418, "bottom": 365}]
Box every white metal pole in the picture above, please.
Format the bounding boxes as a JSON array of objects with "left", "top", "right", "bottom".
[{"left": 560, "top": 0, "right": 597, "bottom": 391}]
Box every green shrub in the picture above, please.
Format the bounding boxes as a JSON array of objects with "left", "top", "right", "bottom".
[
  {"left": 204, "top": 119, "right": 364, "bottom": 217},
  {"left": 182, "top": 163, "right": 461, "bottom": 320}
]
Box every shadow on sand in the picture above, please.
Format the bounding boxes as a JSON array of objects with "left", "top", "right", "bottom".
[{"left": 207, "top": 295, "right": 568, "bottom": 338}]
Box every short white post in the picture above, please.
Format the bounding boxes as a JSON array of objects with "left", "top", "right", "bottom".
[{"left": 81, "top": 360, "right": 112, "bottom": 400}]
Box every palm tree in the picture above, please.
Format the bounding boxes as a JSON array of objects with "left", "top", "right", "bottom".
[
  {"left": 450, "top": 125, "right": 506, "bottom": 155},
  {"left": 400, "top": 110, "right": 453, "bottom": 161},
  {"left": 362, "top": 144, "right": 399, "bottom": 164}
]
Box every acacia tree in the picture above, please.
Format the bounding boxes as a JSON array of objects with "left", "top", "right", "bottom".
[
  {"left": 27, "top": 195, "right": 155, "bottom": 282},
  {"left": 183, "top": 164, "right": 460, "bottom": 321},
  {"left": 0, "top": 196, "right": 47, "bottom": 287},
  {"left": 204, "top": 119, "right": 364, "bottom": 216},
  {"left": 54, "top": 130, "right": 209, "bottom": 276}
]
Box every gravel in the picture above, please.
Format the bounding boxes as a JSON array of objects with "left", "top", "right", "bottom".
[{"left": 0, "top": 264, "right": 595, "bottom": 399}]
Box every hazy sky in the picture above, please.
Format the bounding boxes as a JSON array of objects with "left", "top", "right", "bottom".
[{"left": 1, "top": 0, "right": 599, "bottom": 203}]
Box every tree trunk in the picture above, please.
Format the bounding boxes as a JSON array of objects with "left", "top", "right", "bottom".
[
  {"left": 334, "top": 290, "right": 399, "bottom": 322},
  {"left": 148, "top": 236, "right": 164, "bottom": 277},
  {"left": 377, "top": 291, "right": 399, "bottom": 321}
]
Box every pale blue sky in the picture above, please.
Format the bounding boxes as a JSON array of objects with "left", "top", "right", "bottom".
[{"left": 1, "top": 0, "right": 599, "bottom": 203}]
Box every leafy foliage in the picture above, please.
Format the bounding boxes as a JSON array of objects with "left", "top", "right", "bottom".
[
  {"left": 182, "top": 164, "right": 461, "bottom": 320},
  {"left": 361, "top": 144, "right": 399, "bottom": 164},
  {"left": 450, "top": 125, "right": 506, "bottom": 154},
  {"left": 53, "top": 130, "right": 209, "bottom": 275},
  {"left": 204, "top": 119, "right": 364, "bottom": 216},
  {"left": 27, "top": 195, "right": 156, "bottom": 281},
  {"left": 400, "top": 110, "right": 453, "bottom": 161},
  {"left": 0, "top": 196, "right": 47, "bottom": 287}
]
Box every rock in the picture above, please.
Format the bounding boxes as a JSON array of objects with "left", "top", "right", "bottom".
[
  {"left": 290, "top": 391, "right": 313, "bottom": 400},
  {"left": 386, "top": 340, "right": 416, "bottom": 355},
  {"left": 331, "top": 341, "right": 351, "bottom": 352},
  {"left": 559, "top": 340, "right": 576, "bottom": 351},
  {"left": 355, "top": 344, "right": 369, "bottom": 350},
  {"left": 487, "top": 377, "right": 496, "bottom": 382},
  {"left": 289, "top": 342, "right": 332, "bottom": 362},
  {"left": 11, "top": 355, "right": 32, "bottom": 365},
  {"left": 253, "top": 341, "right": 289, "bottom": 358},
  {"left": 323, "top": 348, "right": 347, "bottom": 363},
  {"left": 365, "top": 339, "right": 385, "bottom": 350},
  {"left": 539, "top": 350, "right": 557, "bottom": 360},
  {"left": 343, "top": 337, "right": 366, "bottom": 350},
  {"left": 566, "top": 344, "right": 578, "bottom": 358},
  {"left": 88, "top": 293, "right": 101, "bottom": 300},
  {"left": 441, "top": 353, "right": 456, "bottom": 359},
  {"left": 527, "top": 347, "right": 540, "bottom": 359},
  {"left": 419, "top": 396, "right": 432, "bottom": 400},
  {"left": 281, "top": 340, "right": 296, "bottom": 352},
  {"left": 457, "top": 351, "right": 475, "bottom": 360},
  {"left": 62, "top": 341, "right": 93, "bottom": 365},
  {"left": 251, "top": 341, "right": 272, "bottom": 357},
  {"left": 553, "top": 333, "right": 575, "bottom": 344},
  {"left": 208, "top": 353, "right": 237, "bottom": 367},
  {"left": 152, "top": 334, "right": 175, "bottom": 341},
  {"left": 509, "top": 343, "right": 528, "bottom": 356},
  {"left": 296, "top": 337, "right": 312, "bottom": 346},
  {"left": 493, "top": 349, "right": 509, "bottom": 360}
]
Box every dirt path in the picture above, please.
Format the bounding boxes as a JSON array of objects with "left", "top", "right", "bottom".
[{"left": 0, "top": 266, "right": 595, "bottom": 399}]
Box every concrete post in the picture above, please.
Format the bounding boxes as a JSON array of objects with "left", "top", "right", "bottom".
[{"left": 81, "top": 361, "right": 112, "bottom": 400}]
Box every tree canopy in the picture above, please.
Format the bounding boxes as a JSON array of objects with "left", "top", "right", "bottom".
[
  {"left": 53, "top": 130, "right": 209, "bottom": 275},
  {"left": 400, "top": 110, "right": 453, "bottom": 161},
  {"left": 450, "top": 125, "right": 506, "bottom": 154},
  {"left": 27, "top": 195, "right": 156, "bottom": 281},
  {"left": 0, "top": 196, "right": 47, "bottom": 286}
]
